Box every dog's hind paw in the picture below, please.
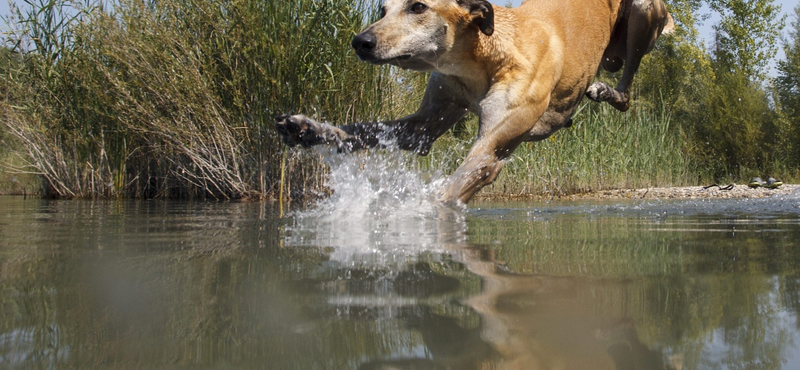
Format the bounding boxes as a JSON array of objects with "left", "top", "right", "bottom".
[
  {"left": 585, "top": 83, "right": 631, "bottom": 112},
  {"left": 585, "top": 82, "right": 614, "bottom": 102}
]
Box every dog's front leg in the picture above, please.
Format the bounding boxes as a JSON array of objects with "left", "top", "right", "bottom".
[
  {"left": 275, "top": 114, "right": 363, "bottom": 151},
  {"left": 439, "top": 96, "right": 549, "bottom": 204},
  {"left": 276, "top": 75, "right": 469, "bottom": 153},
  {"left": 440, "top": 148, "right": 507, "bottom": 205},
  {"left": 274, "top": 110, "right": 459, "bottom": 154}
]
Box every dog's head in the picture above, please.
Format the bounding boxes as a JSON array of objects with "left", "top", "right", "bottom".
[{"left": 352, "top": 0, "right": 494, "bottom": 71}]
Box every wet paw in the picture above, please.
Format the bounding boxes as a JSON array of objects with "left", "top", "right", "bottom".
[
  {"left": 610, "top": 97, "right": 630, "bottom": 112},
  {"left": 585, "top": 82, "right": 614, "bottom": 102},
  {"left": 275, "top": 114, "right": 324, "bottom": 148}
]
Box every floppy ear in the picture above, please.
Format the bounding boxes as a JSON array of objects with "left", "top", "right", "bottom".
[{"left": 467, "top": 0, "right": 494, "bottom": 36}]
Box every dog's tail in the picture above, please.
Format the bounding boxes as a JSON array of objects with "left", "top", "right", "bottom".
[{"left": 661, "top": 12, "right": 676, "bottom": 36}]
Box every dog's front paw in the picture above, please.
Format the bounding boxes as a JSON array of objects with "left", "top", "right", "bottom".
[{"left": 275, "top": 114, "right": 326, "bottom": 148}]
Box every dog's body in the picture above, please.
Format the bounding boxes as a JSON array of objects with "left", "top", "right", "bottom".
[{"left": 276, "top": 0, "right": 673, "bottom": 204}]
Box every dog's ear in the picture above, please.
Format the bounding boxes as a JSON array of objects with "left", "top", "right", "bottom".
[{"left": 465, "top": 0, "right": 494, "bottom": 36}]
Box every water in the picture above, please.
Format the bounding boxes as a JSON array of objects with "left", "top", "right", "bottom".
[{"left": 2, "top": 158, "right": 800, "bottom": 369}]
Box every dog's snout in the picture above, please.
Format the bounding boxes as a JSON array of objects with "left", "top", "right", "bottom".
[{"left": 352, "top": 32, "right": 377, "bottom": 56}]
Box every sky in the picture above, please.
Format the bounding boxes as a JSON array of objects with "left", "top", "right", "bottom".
[{"left": 0, "top": 0, "right": 796, "bottom": 75}]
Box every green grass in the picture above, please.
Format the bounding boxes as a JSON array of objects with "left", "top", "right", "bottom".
[{"left": 421, "top": 102, "right": 698, "bottom": 198}]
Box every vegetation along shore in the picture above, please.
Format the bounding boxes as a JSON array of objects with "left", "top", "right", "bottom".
[{"left": 1, "top": 0, "right": 799, "bottom": 200}]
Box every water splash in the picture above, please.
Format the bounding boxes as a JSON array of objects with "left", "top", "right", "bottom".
[{"left": 282, "top": 147, "right": 467, "bottom": 264}]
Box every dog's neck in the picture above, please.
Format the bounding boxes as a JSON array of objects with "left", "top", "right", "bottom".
[{"left": 436, "top": 16, "right": 516, "bottom": 97}]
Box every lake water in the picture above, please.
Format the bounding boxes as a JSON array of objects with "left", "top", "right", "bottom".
[{"left": 3, "top": 191, "right": 800, "bottom": 370}]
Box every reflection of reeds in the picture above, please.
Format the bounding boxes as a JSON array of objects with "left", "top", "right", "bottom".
[{"left": 466, "top": 215, "right": 679, "bottom": 276}]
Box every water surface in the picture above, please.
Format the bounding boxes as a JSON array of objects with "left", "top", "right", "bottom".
[{"left": 2, "top": 191, "right": 800, "bottom": 369}]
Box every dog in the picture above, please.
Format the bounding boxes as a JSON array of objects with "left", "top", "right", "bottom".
[{"left": 276, "top": 0, "right": 674, "bottom": 204}]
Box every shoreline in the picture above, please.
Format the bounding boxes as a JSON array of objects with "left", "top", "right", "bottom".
[
  {"left": 3, "top": 184, "right": 798, "bottom": 202},
  {"left": 489, "top": 184, "right": 800, "bottom": 201}
]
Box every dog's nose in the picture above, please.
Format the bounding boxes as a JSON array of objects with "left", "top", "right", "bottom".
[{"left": 352, "top": 32, "right": 377, "bottom": 54}]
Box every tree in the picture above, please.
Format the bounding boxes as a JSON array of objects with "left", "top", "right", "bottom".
[
  {"left": 775, "top": 4, "right": 800, "bottom": 167},
  {"left": 684, "top": 0, "right": 786, "bottom": 178},
  {"left": 708, "top": 0, "right": 785, "bottom": 82},
  {"left": 635, "top": 0, "right": 715, "bottom": 114},
  {"left": 777, "top": 5, "right": 800, "bottom": 119}
]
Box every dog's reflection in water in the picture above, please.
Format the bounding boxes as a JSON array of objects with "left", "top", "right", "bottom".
[{"left": 353, "top": 247, "right": 682, "bottom": 370}]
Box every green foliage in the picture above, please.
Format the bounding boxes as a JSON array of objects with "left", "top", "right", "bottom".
[
  {"left": 778, "top": 5, "right": 800, "bottom": 116},
  {"left": 640, "top": 0, "right": 793, "bottom": 181},
  {"left": 0, "top": 48, "right": 23, "bottom": 194},
  {"left": 775, "top": 5, "right": 800, "bottom": 167},
  {"left": 693, "top": 73, "right": 776, "bottom": 175},
  {"left": 636, "top": 0, "right": 715, "bottom": 115},
  {"left": 708, "top": 0, "right": 786, "bottom": 82},
  {"left": 8, "top": 0, "right": 93, "bottom": 62},
  {"left": 696, "top": 0, "right": 788, "bottom": 179}
]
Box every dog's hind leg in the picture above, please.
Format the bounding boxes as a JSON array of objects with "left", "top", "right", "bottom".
[
  {"left": 614, "top": 0, "right": 669, "bottom": 109},
  {"left": 586, "top": 0, "right": 672, "bottom": 112}
]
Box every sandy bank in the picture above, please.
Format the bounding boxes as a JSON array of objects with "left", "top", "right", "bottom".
[{"left": 558, "top": 184, "right": 800, "bottom": 201}]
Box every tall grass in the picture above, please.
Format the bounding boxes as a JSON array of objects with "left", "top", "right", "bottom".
[
  {"left": 1, "top": 0, "right": 696, "bottom": 200},
  {"left": 507, "top": 103, "right": 697, "bottom": 195},
  {"left": 1, "top": 0, "right": 416, "bottom": 199},
  {"left": 422, "top": 102, "right": 697, "bottom": 198}
]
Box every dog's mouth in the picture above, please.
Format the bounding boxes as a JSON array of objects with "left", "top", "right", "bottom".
[
  {"left": 360, "top": 53, "right": 413, "bottom": 65},
  {"left": 383, "top": 54, "right": 413, "bottom": 65},
  {"left": 355, "top": 48, "right": 434, "bottom": 71}
]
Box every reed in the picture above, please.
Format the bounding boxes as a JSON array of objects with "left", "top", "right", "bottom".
[
  {"left": 1, "top": 0, "right": 417, "bottom": 199},
  {"left": 1, "top": 0, "right": 698, "bottom": 200},
  {"left": 423, "top": 101, "right": 697, "bottom": 198}
]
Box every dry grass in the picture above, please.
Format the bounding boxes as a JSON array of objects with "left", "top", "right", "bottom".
[{"left": 1, "top": 0, "right": 418, "bottom": 199}]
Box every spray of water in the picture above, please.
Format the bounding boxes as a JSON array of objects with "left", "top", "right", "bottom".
[{"left": 282, "top": 147, "right": 468, "bottom": 264}]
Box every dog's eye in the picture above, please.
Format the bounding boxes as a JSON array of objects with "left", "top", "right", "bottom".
[
  {"left": 380, "top": 6, "right": 386, "bottom": 18},
  {"left": 409, "top": 2, "right": 428, "bottom": 14}
]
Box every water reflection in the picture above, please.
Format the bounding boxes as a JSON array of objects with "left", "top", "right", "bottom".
[{"left": 1, "top": 194, "right": 800, "bottom": 369}]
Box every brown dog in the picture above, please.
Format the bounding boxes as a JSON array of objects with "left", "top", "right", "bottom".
[{"left": 276, "top": 0, "right": 673, "bottom": 204}]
